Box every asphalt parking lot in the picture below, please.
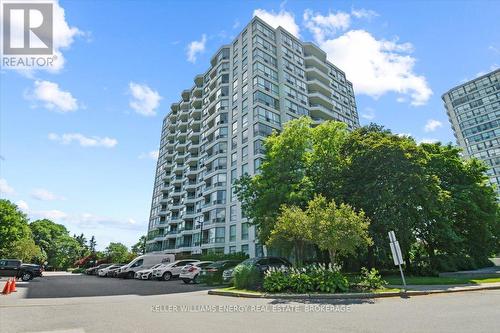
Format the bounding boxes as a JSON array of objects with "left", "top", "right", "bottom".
[
  {"left": 1, "top": 272, "right": 211, "bottom": 299},
  {"left": 1, "top": 274, "right": 499, "bottom": 333}
]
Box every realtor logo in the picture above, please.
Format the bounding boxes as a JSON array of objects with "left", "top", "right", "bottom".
[{"left": 2, "top": 2, "right": 53, "bottom": 55}]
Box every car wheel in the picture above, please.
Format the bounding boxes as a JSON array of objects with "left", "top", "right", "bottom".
[
  {"left": 147, "top": 273, "right": 152, "bottom": 280},
  {"left": 21, "top": 272, "right": 33, "bottom": 281},
  {"left": 192, "top": 274, "right": 199, "bottom": 284},
  {"left": 162, "top": 272, "right": 172, "bottom": 281}
]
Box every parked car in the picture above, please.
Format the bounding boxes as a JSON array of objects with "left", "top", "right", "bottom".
[
  {"left": 222, "top": 257, "right": 292, "bottom": 283},
  {"left": 179, "top": 261, "right": 214, "bottom": 284},
  {"left": 134, "top": 263, "right": 163, "bottom": 280},
  {"left": 85, "top": 264, "right": 111, "bottom": 275},
  {"left": 97, "top": 264, "right": 124, "bottom": 277},
  {"left": 152, "top": 259, "right": 200, "bottom": 281},
  {"left": 116, "top": 253, "right": 175, "bottom": 279},
  {"left": 198, "top": 260, "right": 241, "bottom": 285},
  {"left": 0, "top": 259, "right": 43, "bottom": 281}
]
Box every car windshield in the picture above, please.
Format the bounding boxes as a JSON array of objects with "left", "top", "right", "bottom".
[{"left": 240, "top": 258, "right": 259, "bottom": 266}]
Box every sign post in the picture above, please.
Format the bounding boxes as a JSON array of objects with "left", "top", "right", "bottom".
[{"left": 388, "top": 231, "right": 407, "bottom": 291}]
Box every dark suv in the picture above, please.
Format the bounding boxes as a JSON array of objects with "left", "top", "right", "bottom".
[{"left": 0, "top": 259, "right": 43, "bottom": 281}]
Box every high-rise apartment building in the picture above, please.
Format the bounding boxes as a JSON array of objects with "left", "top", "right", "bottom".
[
  {"left": 145, "top": 17, "right": 360, "bottom": 256},
  {"left": 442, "top": 68, "right": 500, "bottom": 194}
]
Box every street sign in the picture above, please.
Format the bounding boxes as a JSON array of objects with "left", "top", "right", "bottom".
[
  {"left": 388, "top": 230, "right": 407, "bottom": 291},
  {"left": 389, "top": 240, "right": 403, "bottom": 266}
]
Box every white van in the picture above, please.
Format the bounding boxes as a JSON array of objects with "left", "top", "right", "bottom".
[{"left": 116, "top": 253, "right": 175, "bottom": 279}]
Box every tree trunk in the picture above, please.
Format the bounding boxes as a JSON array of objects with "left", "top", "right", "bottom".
[{"left": 328, "top": 249, "right": 336, "bottom": 266}]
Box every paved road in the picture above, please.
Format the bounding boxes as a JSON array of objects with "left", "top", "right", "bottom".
[{"left": 1, "top": 274, "right": 499, "bottom": 333}]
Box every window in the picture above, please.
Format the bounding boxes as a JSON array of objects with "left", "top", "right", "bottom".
[
  {"left": 242, "top": 70, "right": 248, "bottom": 83},
  {"left": 241, "top": 223, "right": 249, "bottom": 240},
  {"left": 232, "top": 121, "right": 238, "bottom": 135},
  {"left": 253, "top": 61, "right": 278, "bottom": 82},
  {"left": 230, "top": 205, "right": 237, "bottom": 221},
  {"left": 241, "top": 244, "right": 249, "bottom": 255},
  {"left": 253, "top": 76, "right": 279, "bottom": 95},
  {"left": 254, "top": 123, "right": 275, "bottom": 137},
  {"left": 242, "top": 114, "right": 248, "bottom": 127},
  {"left": 254, "top": 106, "right": 281, "bottom": 125},
  {"left": 233, "top": 78, "right": 238, "bottom": 90},
  {"left": 252, "top": 48, "right": 277, "bottom": 67},
  {"left": 242, "top": 84, "right": 248, "bottom": 96},
  {"left": 253, "top": 91, "right": 279, "bottom": 110},
  {"left": 252, "top": 35, "right": 276, "bottom": 54},
  {"left": 254, "top": 139, "right": 265, "bottom": 154},
  {"left": 242, "top": 129, "right": 248, "bottom": 143},
  {"left": 254, "top": 158, "right": 262, "bottom": 171},
  {"left": 231, "top": 169, "right": 237, "bottom": 183},
  {"left": 242, "top": 146, "right": 248, "bottom": 159},
  {"left": 231, "top": 152, "right": 237, "bottom": 166},
  {"left": 229, "top": 246, "right": 236, "bottom": 254},
  {"left": 242, "top": 163, "right": 249, "bottom": 175},
  {"left": 230, "top": 225, "right": 236, "bottom": 242},
  {"left": 215, "top": 227, "right": 225, "bottom": 243},
  {"left": 231, "top": 136, "right": 237, "bottom": 150},
  {"left": 242, "top": 98, "right": 248, "bottom": 114}
]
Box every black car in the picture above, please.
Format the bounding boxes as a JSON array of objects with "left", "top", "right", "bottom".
[
  {"left": 222, "top": 256, "right": 292, "bottom": 283},
  {"left": 0, "top": 259, "right": 43, "bottom": 281},
  {"left": 199, "top": 260, "right": 242, "bottom": 285},
  {"left": 85, "top": 263, "right": 111, "bottom": 275}
]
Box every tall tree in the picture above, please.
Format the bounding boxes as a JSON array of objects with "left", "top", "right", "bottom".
[
  {"left": 267, "top": 205, "right": 313, "bottom": 266},
  {"left": 11, "top": 237, "right": 46, "bottom": 263},
  {"left": 236, "top": 117, "right": 314, "bottom": 243},
  {"left": 131, "top": 235, "right": 146, "bottom": 255},
  {"left": 89, "top": 235, "right": 97, "bottom": 254},
  {"left": 30, "top": 219, "right": 83, "bottom": 269},
  {"left": 308, "top": 195, "right": 372, "bottom": 265},
  {"left": 0, "top": 199, "right": 32, "bottom": 257},
  {"left": 105, "top": 242, "right": 130, "bottom": 263}
]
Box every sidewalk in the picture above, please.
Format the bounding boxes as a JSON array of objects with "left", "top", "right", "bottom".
[{"left": 208, "top": 282, "right": 500, "bottom": 299}]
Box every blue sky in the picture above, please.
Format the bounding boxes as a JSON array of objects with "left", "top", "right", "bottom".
[{"left": 1, "top": 0, "right": 499, "bottom": 250}]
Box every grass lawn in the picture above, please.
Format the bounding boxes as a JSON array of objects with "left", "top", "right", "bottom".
[
  {"left": 215, "top": 286, "right": 263, "bottom": 295},
  {"left": 384, "top": 275, "right": 500, "bottom": 285}
]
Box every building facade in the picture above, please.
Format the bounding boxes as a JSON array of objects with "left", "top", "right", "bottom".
[
  {"left": 442, "top": 68, "right": 500, "bottom": 193},
  {"left": 145, "top": 17, "right": 360, "bottom": 256}
]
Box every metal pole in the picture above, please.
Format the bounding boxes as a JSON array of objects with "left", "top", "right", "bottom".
[{"left": 398, "top": 263, "right": 407, "bottom": 292}]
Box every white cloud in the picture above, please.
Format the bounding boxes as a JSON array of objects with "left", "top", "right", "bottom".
[
  {"left": 138, "top": 150, "right": 159, "bottom": 160},
  {"left": 30, "top": 188, "right": 65, "bottom": 201},
  {"left": 48, "top": 133, "right": 118, "bottom": 148},
  {"left": 351, "top": 8, "right": 379, "bottom": 19},
  {"left": 186, "top": 34, "right": 207, "bottom": 63},
  {"left": 424, "top": 119, "right": 443, "bottom": 132},
  {"left": 36, "top": 209, "right": 68, "bottom": 220},
  {"left": 16, "top": 200, "right": 29, "bottom": 212},
  {"left": 128, "top": 82, "right": 162, "bottom": 116},
  {"left": 419, "top": 138, "right": 439, "bottom": 144},
  {"left": 316, "top": 30, "right": 432, "bottom": 106},
  {"left": 253, "top": 9, "right": 300, "bottom": 38},
  {"left": 361, "top": 107, "right": 376, "bottom": 120},
  {"left": 303, "top": 9, "right": 350, "bottom": 43},
  {"left": 0, "top": 178, "right": 15, "bottom": 195},
  {"left": 28, "top": 80, "right": 78, "bottom": 112}
]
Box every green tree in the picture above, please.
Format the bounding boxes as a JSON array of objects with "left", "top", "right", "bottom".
[
  {"left": 131, "top": 235, "right": 146, "bottom": 256},
  {"left": 236, "top": 117, "right": 315, "bottom": 244},
  {"left": 73, "top": 233, "right": 89, "bottom": 257},
  {"left": 308, "top": 195, "right": 372, "bottom": 265},
  {"left": 11, "top": 237, "right": 46, "bottom": 263},
  {"left": 88, "top": 235, "right": 97, "bottom": 254},
  {"left": 267, "top": 205, "right": 313, "bottom": 266},
  {"left": 30, "top": 219, "right": 84, "bottom": 269},
  {"left": 419, "top": 143, "right": 500, "bottom": 270},
  {"left": 0, "top": 199, "right": 32, "bottom": 257},
  {"left": 105, "top": 242, "right": 130, "bottom": 263},
  {"left": 340, "top": 125, "right": 441, "bottom": 267}
]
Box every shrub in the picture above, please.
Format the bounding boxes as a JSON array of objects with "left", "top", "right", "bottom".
[
  {"left": 357, "top": 267, "right": 386, "bottom": 290},
  {"left": 263, "top": 264, "right": 350, "bottom": 293},
  {"left": 233, "top": 265, "right": 262, "bottom": 290},
  {"left": 263, "top": 267, "right": 289, "bottom": 292},
  {"left": 200, "top": 251, "right": 249, "bottom": 262}
]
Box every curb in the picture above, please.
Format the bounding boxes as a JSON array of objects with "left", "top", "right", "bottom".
[{"left": 208, "top": 284, "right": 500, "bottom": 299}]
